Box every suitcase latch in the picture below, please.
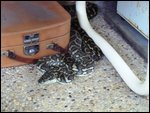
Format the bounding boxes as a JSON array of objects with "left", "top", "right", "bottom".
[{"left": 23, "top": 33, "right": 40, "bottom": 56}]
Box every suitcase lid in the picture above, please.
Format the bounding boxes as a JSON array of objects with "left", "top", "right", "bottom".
[{"left": 1, "top": 1, "right": 71, "bottom": 35}]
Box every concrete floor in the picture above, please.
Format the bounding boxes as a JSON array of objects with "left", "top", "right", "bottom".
[{"left": 1, "top": 11, "right": 149, "bottom": 112}]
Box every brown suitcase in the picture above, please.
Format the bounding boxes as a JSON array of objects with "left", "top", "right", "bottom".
[{"left": 1, "top": 1, "right": 71, "bottom": 67}]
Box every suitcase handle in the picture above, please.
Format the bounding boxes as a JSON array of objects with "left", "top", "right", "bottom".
[
  {"left": 2, "top": 43, "right": 67, "bottom": 64},
  {"left": 2, "top": 50, "right": 38, "bottom": 64},
  {"left": 1, "top": 43, "right": 66, "bottom": 64}
]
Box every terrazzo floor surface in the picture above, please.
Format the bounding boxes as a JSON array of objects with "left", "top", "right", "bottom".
[{"left": 1, "top": 11, "right": 149, "bottom": 112}]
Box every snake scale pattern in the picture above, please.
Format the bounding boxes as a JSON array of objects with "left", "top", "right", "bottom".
[{"left": 36, "top": 2, "right": 103, "bottom": 84}]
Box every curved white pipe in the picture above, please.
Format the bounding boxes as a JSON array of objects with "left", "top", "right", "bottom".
[{"left": 76, "top": 1, "right": 149, "bottom": 96}]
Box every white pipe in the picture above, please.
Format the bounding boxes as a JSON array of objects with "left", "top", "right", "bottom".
[{"left": 76, "top": 1, "right": 149, "bottom": 96}]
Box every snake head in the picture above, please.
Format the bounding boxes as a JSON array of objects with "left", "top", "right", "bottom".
[{"left": 38, "top": 71, "right": 57, "bottom": 84}]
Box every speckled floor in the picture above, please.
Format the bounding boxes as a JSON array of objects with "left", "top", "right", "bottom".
[{"left": 1, "top": 11, "right": 149, "bottom": 112}]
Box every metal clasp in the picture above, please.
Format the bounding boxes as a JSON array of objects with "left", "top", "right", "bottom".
[
  {"left": 1, "top": 51, "right": 9, "bottom": 57},
  {"left": 1, "top": 50, "right": 15, "bottom": 57},
  {"left": 46, "top": 43, "right": 55, "bottom": 49}
]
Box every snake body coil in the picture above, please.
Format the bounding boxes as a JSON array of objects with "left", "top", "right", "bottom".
[{"left": 36, "top": 2, "right": 103, "bottom": 84}]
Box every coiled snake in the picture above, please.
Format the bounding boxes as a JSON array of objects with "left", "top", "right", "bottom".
[{"left": 36, "top": 2, "right": 103, "bottom": 84}]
